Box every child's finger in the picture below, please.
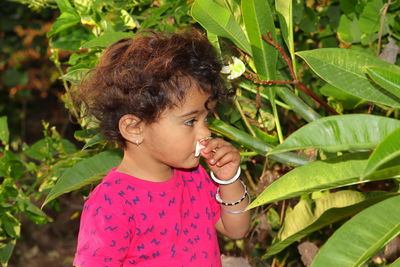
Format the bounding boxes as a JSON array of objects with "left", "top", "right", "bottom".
[
  {"left": 205, "top": 145, "right": 232, "bottom": 165},
  {"left": 215, "top": 152, "right": 237, "bottom": 167},
  {"left": 201, "top": 138, "right": 226, "bottom": 153}
]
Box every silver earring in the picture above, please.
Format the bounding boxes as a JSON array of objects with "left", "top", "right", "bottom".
[{"left": 135, "top": 140, "right": 140, "bottom": 146}]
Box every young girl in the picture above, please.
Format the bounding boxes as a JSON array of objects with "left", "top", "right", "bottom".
[{"left": 73, "top": 29, "right": 250, "bottom": 267}]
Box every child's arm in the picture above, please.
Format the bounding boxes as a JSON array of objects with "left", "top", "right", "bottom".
[{"left": 200, "top": 138, "right": 250, "bottom": 239}]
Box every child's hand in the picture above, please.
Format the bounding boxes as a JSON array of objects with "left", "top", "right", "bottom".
[{"left": 200, "top": 138, "right": 240, "bottom": 181}]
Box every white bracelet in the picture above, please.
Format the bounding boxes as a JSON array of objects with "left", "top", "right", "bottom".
[{"left": 210, "top": 167, "right": 241, "bottom": 185}]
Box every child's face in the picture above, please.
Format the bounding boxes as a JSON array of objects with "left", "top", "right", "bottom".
[{"left": 141, "top": 87, "right": 214, "bottom": 170}]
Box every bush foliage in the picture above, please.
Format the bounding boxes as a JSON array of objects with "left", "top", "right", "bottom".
[{"left": 1, "top": 0, "right": 399, "bottom": 266}]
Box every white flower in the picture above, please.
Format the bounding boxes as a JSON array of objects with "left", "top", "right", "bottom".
[{"left": 221, "top": 56, "right": 245, "bottom": 80}]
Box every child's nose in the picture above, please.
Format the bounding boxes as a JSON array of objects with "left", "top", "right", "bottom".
[{"left": 198, "top": 124, "right": 211, "bottom": 140}]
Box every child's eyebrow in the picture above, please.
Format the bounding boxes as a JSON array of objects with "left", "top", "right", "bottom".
[{"left": 178, "top": 110, "right": 200, "bottom": 118}]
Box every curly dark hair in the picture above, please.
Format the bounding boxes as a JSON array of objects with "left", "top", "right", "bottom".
[{"left": 75, "top": 29, "right": 230, "bottom": 147}]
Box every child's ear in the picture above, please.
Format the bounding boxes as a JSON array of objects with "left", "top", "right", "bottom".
[{"left": 119, "top": 114, "right": 144, "bottom": 145}]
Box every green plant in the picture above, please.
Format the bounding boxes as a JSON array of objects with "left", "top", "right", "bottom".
[
  {"left": 0, "top": 117, "right": 76, "bottom": 265},
  {"left": 3, "top": 0, "right": 400, "bottom": 265},
  {"left": 0, "top": 0, "right": 195, "bottom": 265},
  {"left": 191, "top": 0, "right": 400, "bottom": 265}
]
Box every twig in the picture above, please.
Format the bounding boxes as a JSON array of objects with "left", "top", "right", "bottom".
[
  {"left": 279, "top": 200, "right": 286, "bottom": 224},
  {"left": 296, "top": 83, "right": 339, "bottom": 115},
  {"left": 262, "top": 33, "right": 297, "bottom": 81},
  {"left": 261, "top": 33, "right": 338, "bottom": 115},
  {"left": 234, "top": 99, "right": 257, "bottom": 137},
  {"left": 377, "top": 1, "right": 392, "bottom": 56}
]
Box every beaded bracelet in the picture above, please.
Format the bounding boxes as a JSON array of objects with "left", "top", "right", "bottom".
[
  {"left": 215, "top": 180, "right": 247, "bottom": 206},
  {"left": 210, "top": 167, "right": 241, "bottom": 185},
  {"left": 221, "top": 194, "right": 251, "bottom": 214}
]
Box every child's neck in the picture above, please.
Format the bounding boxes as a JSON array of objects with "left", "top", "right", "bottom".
[{"left": 116, "top": 149, "right": 174, "bottom": 182}]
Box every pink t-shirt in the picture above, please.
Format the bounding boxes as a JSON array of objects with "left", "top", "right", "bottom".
[{"left": 73, "top": 165, "right": 221, "bottom": 267}]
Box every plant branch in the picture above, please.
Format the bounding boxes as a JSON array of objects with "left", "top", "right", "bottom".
[
  {"left": 262, "top": 33, "right": 297, "bottom": 81},
  {"left": 377, "top": 1, "right": 392, "bottom": 56},
  {"left": 259, "top": 33, "right": 338, "bottom": 115}
]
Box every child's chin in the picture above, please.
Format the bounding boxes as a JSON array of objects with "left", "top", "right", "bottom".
[{"left": 177, "top": 158, "right": 200, "bottom": 170}]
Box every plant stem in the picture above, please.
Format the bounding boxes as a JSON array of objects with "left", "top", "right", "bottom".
[
  {"left": 244, "top": 169, "right": 257, "bottom": 191},
  {"left": 51, "top": 48, "right": 81, "bottom": 124},
  {"left": 239, "top": 82, "right": 292, "bottom": 110},
  {"left": 234, "top": 99, "right": 257, "bottom": 137},
  {"left": 377, "top": 1, "right": 392, "bottom": 56},
  {"left": 268, "top": 88, "right": 284, "bottom": 143},
  {"left": 261, "top": 33, "right": 338, "bottom": 115}
]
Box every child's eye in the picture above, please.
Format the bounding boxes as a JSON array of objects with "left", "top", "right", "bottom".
[{"left": 184, "top": 119, "right": 197, "bottom": 126}]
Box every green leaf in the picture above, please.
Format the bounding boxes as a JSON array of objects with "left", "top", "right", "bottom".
[
  {"left": 206, "top": 31, "right": 222, "bottom": 59},
  {"left": 61, "top": 68, "right": 89, "bottom": 83},
  {"left": 339, "top": 0, "right": 357, "bottom": 14},
  {"left": 320, "top": 83, "right": 363, "bottom": 110},
  {"left": 191, "top": 0, "right": 251, "bottom": 55},
  {"left": 241, "top": 0, "right": 277, "bottom": 80},
  {"left": 81, "top": 31, "right": 134, "bottom": 49},
  {"left": 42, "top": 150, "right": 122, "bottom": 207},
  {"left": 47, "top": 12, "right": 80, "bottom": 37},
  {"left": 0, "top": 116, "right": 9, "bottom": 145},
  {"left": 247, "top": 152, "right": 400, "bottom": 209},
  {"left": 363, "top": 127, "right": 400, "bottom": 177},
  {"left": 2, "top": 68, "right": 28, "bottom": 87},
  {"left": 82, "top": 133, "right": 106, "bottom": 150},
  {"left": 47, "top": 0, "right": 81, "bottom": 37},
  {"left": 209, "top": 119, "right": 309, "bottom": 166},
  {"left": 120, "top": 9, "right": 138, "bottom": 28},
  {"left": 269, "top": 114, "right": 400, "bottom": 154},
  {"left": 276, "top": 0, "right": 294, "bottom": 69},
  {"left": 337, "top": 15, "right": 362, "bottom": 44},
  {"left": 0, "top": 239, "right": 16, "bottom": 266},
  {"left": 1, "top": 212, "right": 21, "bottom": 239},
  {"left": 266, "top": 191, "right": 397, "bottom": 257},
  {"left": 365, "top": 66, "right": 400, "bottom": 99},
  {"left": 276, "top": 86, "right": 321, "bottom": 122},
  {"left": 19, "top": 196, "right": 53, "bottom": 225},
  {"left": 358, "top": 0, "right": 382, "bottom": 34},
  {"left": 296, "top": 48, "right": 400, "bottom": 107},
  {"left": 389, "top": 257, "right": 400, "bottom": 267},
  {"left": 50, "top": 26, "right": 92, "bottom": 51},
  {"left": 56, "top": 0, "right": 76, "bottom": 13},
  {"left": 311, "top": 195, "right": 400, "bottom": 267},
  {"left": 298, "top": 7, "right": 317, "bottom": 33},
  {"left": 25, "top": 139, "right": 51, "bottom": 160}
]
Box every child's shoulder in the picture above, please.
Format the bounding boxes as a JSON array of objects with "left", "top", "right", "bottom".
[{"left": 84, "top": 168, "right": 131, "bottom": 203}]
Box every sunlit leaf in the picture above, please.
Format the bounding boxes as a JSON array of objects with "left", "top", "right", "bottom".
[
  {"left": 363, "top": 127, "right": 400, "bottom": 177},
  {"left": 191, "top": 0, "right": 251, "bottom": 54},
  {"left": 242, "top": 0, "right": 277, "bottom": 80},
  {"left": 0, "top": 116, "right": 9, "bottom": 145},
  {"left": 266, "top": 191, "right": 397, "bottom": 257},
  {"left": 269, "top": 114, "right": 400, "bottom": 154},
  {"left": 358, "top": 0, "right": 383, "bottom": 34},
  {"left": 209, "top": 119, "right": 309, "bottom": 166},
  {"left": 82, "top": 133, "right": 106, "bottom": 150},
  {"left": 61, "top": 68, "right": 89, "bottom": 83},
  {"left": 311, "top": 195, "right": 400, "bottom": 267},
  {"left": 81, "top": 31, "right": 134, "bottom": 49},
  {"left": 276, "top": 0, "right": 294, "bottom": 68},
  {"left": 365, "top": 66, "right": 400, "bottom": 99},
  {"left": 0, "top": 239, "right": 16, "bottom": 266},
  {"left": 247, "top": 152, "right": 400, "bottom": 209},
  {"left": 296, "top": 48, "right": 400, "bottom": 107},
  {"left": 1, "top": 212, "right": 21, "bottom": 239},
  {"left": 43, "top": 150, "right": 122, "bottom": 207}
]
